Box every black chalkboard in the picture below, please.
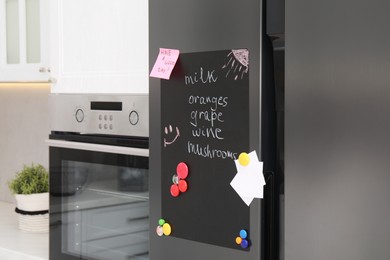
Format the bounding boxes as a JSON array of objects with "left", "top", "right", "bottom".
[{"left": 161, "top": 49, "right": 250, "bottom": 250}]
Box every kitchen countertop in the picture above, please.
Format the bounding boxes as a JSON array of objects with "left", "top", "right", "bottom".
[{"left": 0, "top": 201, "right": 48, "bottom": 260}]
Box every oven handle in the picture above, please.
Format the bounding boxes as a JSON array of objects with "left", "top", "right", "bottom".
[{"left": 46, "top": 139, "right": 149, "bottom": 157}]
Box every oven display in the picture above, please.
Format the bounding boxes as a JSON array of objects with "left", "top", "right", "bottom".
[{"left": 90, "top": 101, "right": 123, "bottom": 111}]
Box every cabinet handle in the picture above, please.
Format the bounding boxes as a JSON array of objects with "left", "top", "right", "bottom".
[
  {"left": 49, "top": 77, "right": 57, "bottom": 83},
  {"left": 39, "top": 67, "right": 51, "bottom": 73}
]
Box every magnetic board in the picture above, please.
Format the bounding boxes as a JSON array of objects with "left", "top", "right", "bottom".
[{"left": 161, "top": 49, "right": 250, "bottom": 250}]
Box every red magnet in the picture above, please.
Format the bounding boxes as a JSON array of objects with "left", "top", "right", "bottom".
[
  {"left": 178, "top": 179, "right": 188, "bottom": 192},
  {"left": 176, "top": 162, "right": 189, "bottom": 179},
  {"left": 170, "top": 184, "right": 180, "bottom": 197}
]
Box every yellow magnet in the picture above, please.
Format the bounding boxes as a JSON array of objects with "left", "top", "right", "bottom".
[
  {"left": 238, "top": 152, "right": 250, "bottom": 166},
  {"left": 162, "top": 223, "right": 172, "bottom": 236},
  {"left": 235, "top": 236, "right": 242, "bottom": 245}
]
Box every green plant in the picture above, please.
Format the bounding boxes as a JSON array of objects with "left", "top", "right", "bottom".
[{"left": 8, "top": 164, "right": 49, "bottom": 195}]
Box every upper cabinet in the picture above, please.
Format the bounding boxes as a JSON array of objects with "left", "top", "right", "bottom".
[
  {"left": 0, "top": 0, "right": 50, "bottom": 82},
  {"left": 50, "top": 0, "right": 149, "bottom": 94}
]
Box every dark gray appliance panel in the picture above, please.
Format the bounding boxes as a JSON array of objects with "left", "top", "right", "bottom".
[{"left": 285, "top": 0, "right": 390, "bottom": 259}]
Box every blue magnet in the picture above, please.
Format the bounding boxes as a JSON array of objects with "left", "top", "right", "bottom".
[
  {"left": 239, "top": 229, "right": 248, "bottom": 239},
  {"left": 241, "top": 239, "right": 249, "bottom": 249}
]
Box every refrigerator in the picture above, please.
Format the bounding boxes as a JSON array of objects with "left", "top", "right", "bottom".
[{"left": 149, "top": 0, "right": 390, "bottom": 259}]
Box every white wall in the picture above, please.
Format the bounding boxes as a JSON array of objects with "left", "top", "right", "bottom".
[{"left": 0, "top": 83, "right": 50, "bottom": 203}]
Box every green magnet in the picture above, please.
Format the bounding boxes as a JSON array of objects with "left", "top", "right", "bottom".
[{"left": 158, "top": 218, "right": 165, "bottom": 226}]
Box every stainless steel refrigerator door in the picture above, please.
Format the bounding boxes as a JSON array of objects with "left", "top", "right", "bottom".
[
  {"left": 149, "top": 0, "right": 264, "bottom": 259},
  {"left": 285, "top": 0, "right": 390, "bottom": 259}
]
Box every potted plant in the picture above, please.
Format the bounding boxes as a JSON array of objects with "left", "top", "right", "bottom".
[{"left": 8, "top": 163, "right": 49, "bottom": 232}]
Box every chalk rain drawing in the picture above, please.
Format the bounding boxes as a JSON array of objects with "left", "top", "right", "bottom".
[{"left": 222, "top": 49, "right": 249, "bottom": 80}]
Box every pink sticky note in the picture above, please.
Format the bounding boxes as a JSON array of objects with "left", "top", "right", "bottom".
[{"left": 150, "top": 48, "right": 180, "bottom": 80}]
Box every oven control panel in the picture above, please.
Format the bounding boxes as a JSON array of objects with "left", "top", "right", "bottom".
[{"left": 49, "top": 94, "right": 149, "bottom": 137}]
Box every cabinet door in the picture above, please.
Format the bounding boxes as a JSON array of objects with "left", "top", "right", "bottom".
[
  {"left": 50, "top": 0, "right": 148, "bottom": 94},
  {"left": 0, "top": 0, "right": 50, "bottom": 82}
]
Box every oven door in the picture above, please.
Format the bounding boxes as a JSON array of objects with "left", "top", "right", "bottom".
[{"left": 47, "top": 138, "right": 149, "bottom": 260}]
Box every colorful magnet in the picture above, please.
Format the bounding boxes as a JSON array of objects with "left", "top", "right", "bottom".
[
  {"left": 238, "top": 152, "right": 250, "bottom": 166},
  {"left": 241, "top": 239, "right": 249, "bottom": 249},
  {"left": 178, "top": 179, "right": 188, "bottom": 192},
  {"left": 239, "top": 229, "right": 248, "bottom": 239},
  {"left": 176, "top": 162, "right": 189, "bottom": 179},
  {"left": 158, "top": 218, "right": 166, "bottom": 226},
  {"left": 162, "top": 223, "right": 172, "bottom": 236},
  {"left": 157, "top": 218, "right": 172, "bottom": 237},
  {"left": 156, "top": 225, "right": 164, "bottom": 236},
  {"left": 170, "top": 184, "right": 180, "bottom": 197},
  {"left": 235, "top": 229, "right": 251, "bottom": 249},
  {"left": 172, "top": 174, "right": 179, "bottom": 184}
]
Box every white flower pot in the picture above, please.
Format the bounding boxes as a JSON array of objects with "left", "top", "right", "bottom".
[
  {"left": 15, "top": 192, "right": 48, "bottom": 211},
  {"left": 14, "top": 192, "right": 49, "bottom": 233}
]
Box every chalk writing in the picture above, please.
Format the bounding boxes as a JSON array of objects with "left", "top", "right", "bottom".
[
  {"left": 188, "top": 95, "right": 228, "bottom": 111},
  {"left": 188, "top": 94, "right": 228, "bottom": 141},
  {"left": 184, "top": 67, "right": 218, "bottom": 85},
  {"left": 190, "top": 109, "right": 224, "bottom": 128},
  {"left": 187, "top": 141, "right": 238, "bottom": 160}
]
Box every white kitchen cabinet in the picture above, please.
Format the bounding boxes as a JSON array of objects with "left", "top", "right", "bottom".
[
  {"left": 0, "top": 0, "right": 50, "bottom": 82},
  {"left": 50, "top": 0, "right": 149, "bottom": 94}
]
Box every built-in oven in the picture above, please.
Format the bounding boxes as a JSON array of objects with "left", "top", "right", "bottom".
[{"left": 47, "top": 94, "right": 149, "bottom": 260}]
